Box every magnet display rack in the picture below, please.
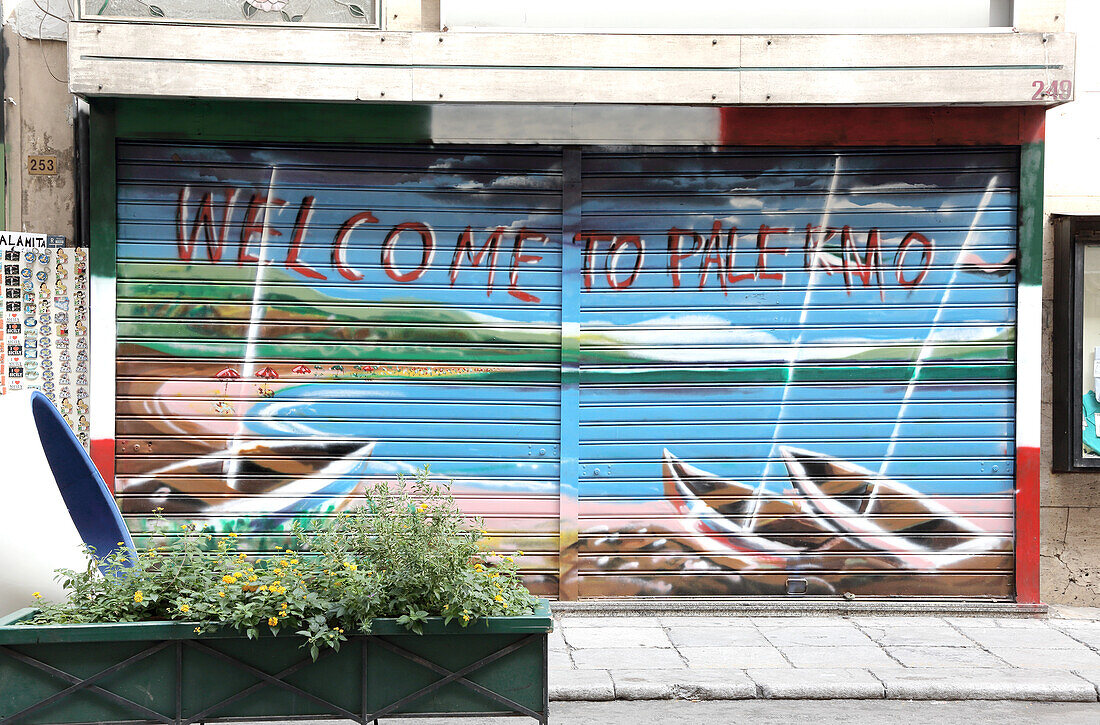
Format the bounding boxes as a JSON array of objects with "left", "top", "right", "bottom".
[{"left": 1, "top": 238, "right": 90, "bottom": 448}]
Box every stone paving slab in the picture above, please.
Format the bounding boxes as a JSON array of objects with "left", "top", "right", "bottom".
[
  {"left": 557, "top": 616, "right": 658, "bottom": 628},
  {"left": 550, "top": 670, "right": 615, "bottom": 701},
  {"left": 759, "top": 625, "right": 875, "bottom": 648},
  {"left": 572, "top": 647, "right": 685, "bottom": 670},
  {"left": 1071, "top": 668, "right": 1100, "bottom": 698},
  {"left": 944, "top": 616, "right": 1051, "bottom": 628},
  {"left": 564, "top": 626, "right": 671, "bottom": 649},
  {"left": 872, "top": 667, "right": 1098, "bottom": 701},
  {"left": 610, "top": 669, "right": 756, "bottom": 700},
  {"left": 547, "top": 609, "right": 1100, "bottom": 703},
  {"left": 882, "top": 645, "right": 1007, "bottom": 668},
  {"left": 666, "top": 625, "right": 772, "bottom": 648},
  {"left": 679, "top": 645, "right": 790, "bottom": 669},
  {"left": 959, "top": 626, "right": 1087, "bottom": 650},
  {"left": 987, "top": 646, "right": 1100, "bottom": 670},
  {"left": 746, "top": 668, "right": 885, "bottom": 699},
  {"left": 857, "top": 624, "right": 974, "bottom": 647},
  {"left": 777, "top": 644, "right": 899, "bottom": 669}
]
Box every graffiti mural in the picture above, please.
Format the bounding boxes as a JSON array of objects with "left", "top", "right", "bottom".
[{"left": 115, "top": 143, "right": 1017, "bottom": 598}]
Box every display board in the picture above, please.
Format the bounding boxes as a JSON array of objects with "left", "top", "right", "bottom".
[{"left": 1, "top": 237, "right": 90, "bottom": 448}]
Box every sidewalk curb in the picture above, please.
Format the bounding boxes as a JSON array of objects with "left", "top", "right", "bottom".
[{"left": 548, "top": 668, "right": 1100, "bottom": 703}]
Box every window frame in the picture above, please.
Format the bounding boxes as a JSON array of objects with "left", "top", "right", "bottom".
[{"left": 1052, "top": 215, "right": 1100, "bottom": 471}]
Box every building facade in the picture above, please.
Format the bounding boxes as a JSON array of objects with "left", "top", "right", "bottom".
[{"left": 4, "top": 0, "right": 1082, "bottom": 604}]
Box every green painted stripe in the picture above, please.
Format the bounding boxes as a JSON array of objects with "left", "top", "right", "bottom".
[
  {"left": 111, "top": 99, "right": 432, "bottom": 145},
  {"left": 580, "top": 364, "right": 1015, "bottom": 385},
  {"left": 1018, "top": 140, "right": 1044, "bottom": 287},
  {"left": 90, "top": 102, "right": 117, "bottom": 281}
]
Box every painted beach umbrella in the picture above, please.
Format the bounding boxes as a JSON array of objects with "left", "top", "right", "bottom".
[
  {"left": 256, "top": 366, "right": 279, "bottom": 380},
  {"left": 256, "top": 366, "right": 279, "bottom": 396},
  {"left": 292, "top": 365, "right": 312, "bottom": 375},
  {"left": 216, "top": 367, "right": 240, "bottom": 380},
  {"left": 215, "top": 367, "right": 240, "bottom": 393}
]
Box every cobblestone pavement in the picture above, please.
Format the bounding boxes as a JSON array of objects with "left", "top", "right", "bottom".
[{"left": 547, "top": 606, "right": 1100, "bottom": 702}]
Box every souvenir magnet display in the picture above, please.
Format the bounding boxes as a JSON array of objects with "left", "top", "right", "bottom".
[{"left": 0, "top": 239, "right": 89, "bottom": 446}]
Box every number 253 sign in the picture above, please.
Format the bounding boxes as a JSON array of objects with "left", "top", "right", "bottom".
[{"left": 27, "top": 156, "right": 58, "bottom": 175}]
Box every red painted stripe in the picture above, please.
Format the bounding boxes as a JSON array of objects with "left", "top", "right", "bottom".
[
  {"left": 1015, "top": 445, "right": 1041, "bottom": 604},
  {"left": 720, "top": 107, "right": 1046, "bottom": 146},
  {"left": 91, "top": 438, "right": 116, "bottom": 492}
]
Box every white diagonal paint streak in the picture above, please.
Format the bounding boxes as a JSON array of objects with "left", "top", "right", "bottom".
[
  {"left": 227, "top": 166, "right": 278, "bottom": 488},
  {"left": 753, "top": 154, "right": 843, "bottom": 523},
  {"left": 878, "top": 175, "right": 1000, "bottom": 476}
]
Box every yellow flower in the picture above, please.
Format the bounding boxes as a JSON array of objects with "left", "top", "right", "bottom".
[
  {"left": 268, "top": 616, "right": 279, "bottom": 627},
  {"left": 238, "top": 553, "right": 247, "bottom": 561},
  {"left": 117, "top": 541, "right": 124, "bottom": 546},
  {"left": 290, "top": 559, "right": 299, "bottom": 565},
  {"left": 221, "top": 575, "right": 236, "bottom": 584},
  {"left": 218, "top": 591, "right": 225, "bottom": 598},
  {"left": 502, "top": 602, "right": 509, "bottom": 609},
  {"left": 32, "top": 592, "right": 42, "bottom": 600},
  {"left": 229, "top": 533, "right": 238, "bottom": 538},
  {"left": 494, "top": 594, "right": 503, "bottom": 602},
  {"left": 133, "top": 591, "right": 144, "bottom": 603},
  {"left": 257, "top": 585, "right": 268, "bottom": 592},
  {"left": 179, "top": 604, "right": 190, "bottom": 613},
  {"left": 194, "top": 627, "right": 201, "bottom": 633},
  {"left": 344, "top": 562, "right": 357, "bottom": 571},
  {"left": 248, "top": 575, "right": 258, "bottom": 583}
]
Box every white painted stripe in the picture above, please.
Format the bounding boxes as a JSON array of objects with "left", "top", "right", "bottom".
[
  {"left": 430, "top": 104, "right": 721, "bottom": 145},
  {"left": 1016, "top": 284, "right": 1041, "bottom": 450},
  {"left": 90, "top": 274, "right": 115, "bottom": 441}
]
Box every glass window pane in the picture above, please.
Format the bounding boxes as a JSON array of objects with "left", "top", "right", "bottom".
[{"left": 1082, "top": 245, "right": 1100, "bottom": 458}]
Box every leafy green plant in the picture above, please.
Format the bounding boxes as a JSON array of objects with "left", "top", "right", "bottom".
[{"left": 27, "top": 468, "right": 538, "bottom": 659}]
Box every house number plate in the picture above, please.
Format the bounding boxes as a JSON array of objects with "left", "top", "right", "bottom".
[{"left": 27, "top": 156, "right": 58, "bottom": 175}]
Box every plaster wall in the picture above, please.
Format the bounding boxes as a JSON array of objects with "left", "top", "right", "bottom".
[
  {"left": 1041, "top": 0, "right": 1100, "bottom": 604},
  {"left": 2, "top": 24, "right": 75, "bottom": 240}
]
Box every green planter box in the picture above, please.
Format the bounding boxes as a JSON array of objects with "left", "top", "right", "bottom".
[{"left": 0, "top": 600, "right": 552, "bottom": 725}]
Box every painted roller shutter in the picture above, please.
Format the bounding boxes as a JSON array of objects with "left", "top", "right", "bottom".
[
  {"left": 114, "top": 141, "right": 1017, "bottom": 601},
  {"left": 576, "top": 147, "right": 1017, "bottom": 598},
  {"left": 114, "top": 142, "right": 564, "bottom": 596}
]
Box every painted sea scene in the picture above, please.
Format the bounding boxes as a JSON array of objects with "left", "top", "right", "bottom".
[{"left": 114, "top": 142, "right": 1018, "bottom": 598}]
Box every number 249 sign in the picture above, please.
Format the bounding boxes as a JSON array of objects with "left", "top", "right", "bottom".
[{"left": 1033, "top": 79, "right": 1073, "bottom": 101}]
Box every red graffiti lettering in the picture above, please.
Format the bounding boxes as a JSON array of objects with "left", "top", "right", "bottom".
[
  {"left": 284, "top": 196, "right": 326, "bottom": 281},
  {"left": 451, "top": 226, "right": 505, "bottom": 295},
  {"left": 724, "top": 227, "right": 753, "bottom": 285},
  {"left": 668, "top": 228, "right": 702, "bottom": 288},
  {"left": 576, "top": 232, "right": 613, "bottom": 290},
  {"left": 803, "top": 224, "right": 840, "bottom": 275},
  {"left": 382, "top": 222, "right": 435, "bottom": 283},
  {"left": 509, "top": 229, "right": 548, "bottom": 303},
  {"left": 699, "top": 221, "right": 725, "bottom": 290},
  {"left": 606, "top": 235, "right": 645, "bottom": 290},
  {"left": 755, "top": 225, "right": 789, "bottom": 281},
  {"left": 331, "top": 211, "right": 378, "bottom": 282},
  {"left": 238, "top": 194, "right": 285, "bottom": 266},
  {"left": 895, "top": 231, "right": 935, "bottom": 287},
  {"left": 175, "top": 187, "right": 240, "bottom": 262},
  {"left": 839, "top": 226, "right": 884, "bottom": 299}
]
